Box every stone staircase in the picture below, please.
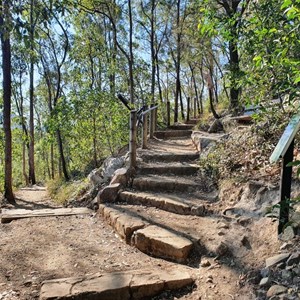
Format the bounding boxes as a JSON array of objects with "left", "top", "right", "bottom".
[
  {"left": 98, "top": 121, "right": 220, "bottom": 263},
  {"left": 41, "top": 120, "right": 222, "bottom": 300},
  {"left": 99, "top": 121, "right": 219, "bottom": 260}
]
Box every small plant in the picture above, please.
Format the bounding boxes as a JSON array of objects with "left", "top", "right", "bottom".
[{"left": 46, "top": 177, "right": 90, "bottom": 205}]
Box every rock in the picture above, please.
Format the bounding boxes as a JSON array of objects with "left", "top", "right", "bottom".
[
  {"left": 266, "top": 285, "right": 287, "bottom": 298},
  {"left": 259, "top": 277, "right": 270, "bottom": 287},
  {"left": 200, "top": 260, "right": 211, "bottom": 268},
  {"left": 88, "top": 169, "right": 104, "bottom": 187},
  {"left": 110, "top": 168, "right": 130, "bottom": 187},
  {"left": 261, "top": 267, "right": 270, "bottom": 278},
  {"left": 217, "top": 222, "right": 229, "bottom": 229},
  {"left": 286, "top": 252, "right": 300, "bottom": 266},
  {"left": 206, "top": 277, "right": 213, "bottom": 283},
  {"left": 292, "top": 266, "right": 300, "bottom": 276},
  {"left": 191, "top": 131, "right": 227, "bottom": 152},
  {"left": 280, "top": 226, "right": 295, "bottom": 241},
  {"left": 281, "top": 269, "right": 293, "bottom": 281},
  {"left": 246, "top": 269, "right": 261, "bottom": 284},
  {"left": 280, "top": 242, "right": 291, "bottom": 251},
  {"left": 102, "top": 157, "right": 125, "bottom": 181},
  {"left": 191, "top": 205, "right": 206, "bottom": 216},
  {"left": 97, "top": 183, "right": 121, "bottom": 203},
  {"left": 208, "top": 119, "right": 223, "bottom": 133},
  {"left": 237, "top": 217, "right": 252, "bottom": 226},
  {"left": 265, "top": 253, "right": 290, "bottom": 268},
  {"left": 132, "top": 225, "right": 193, "bottom": 263},
  {"left": 215, "top": 241, "right": 229, "bottom": 257},
  {"left": 99, "top": 204, "right": 146, "bottom": 243},
  {"left": 292, "top": 276, "right": 300, "bottom": 285},
  {"left": 39, "top": 267, "right": 194, "bottom": 300},
  {"left": 88, "top": 198, "right": 99, "bottom": 211}
]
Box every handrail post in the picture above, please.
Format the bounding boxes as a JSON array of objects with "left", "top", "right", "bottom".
[
  {"left": 142, "top": 106, "right": 148, "bottom": 149},
  {"left": 186, "top": 97, "right": 190, "bottom": 122},
  {"left": 154, "top": 104, "right": 158, "bottom": 131},
  {"left": 149, "top": 103, "right": 154, "bottom": 138},
  {"left": 129, "top": 110, "right": 137, "bottom": 169},
  {"left": 167, "top": 101, "right": 170, "bottom": 127}
]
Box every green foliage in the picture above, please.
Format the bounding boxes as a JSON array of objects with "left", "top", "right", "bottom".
[
  {"left": 46, "top": 177, "right": 90, "bottom": 204},
  {"left": 241, "top": 0, "right": 300, "bottom": 107}
]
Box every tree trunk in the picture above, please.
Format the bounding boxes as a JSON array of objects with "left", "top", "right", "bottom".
[
  {"left": 56, "top": 129, "right": 69, "bottom": 181},
  {"left": 156, "top": 62, "right": 163, "bottom": 103},
  {"left": 0, "top": 0, "right": 15, "bottom": 204},
  {"left": 92, "top": 115, "right": 97, "bottom": 168},
  {"left": 23, "top": 142, "right": 29, "bottom": 186},
  {"left": 50, "top": 143, "right": 54, "bottom": 179},
  {"left": 28, "top": 0, "right": 36, "bottom": 185},
  {"left": 229, "top": 37, "right": 240, "bottom": 111},
  {"left": 209, "top": 88, "right": 220, "bottom": 119},
  {"left": 174, "top": 0, "right": 181, "bottom": 123},
  {"left": 128, "top": 0, "right": 134, "bottom": 104}
]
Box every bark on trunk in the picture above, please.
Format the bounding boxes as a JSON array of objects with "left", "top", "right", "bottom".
[
  {"left": 56, "top": 129, "right": 69, "bottom": 181},
  {"left": 1, "top": 0, "right": 15, "bottom": 204},
  {"left": 29, "top": 19, "right": 36, "bottom": 185}
]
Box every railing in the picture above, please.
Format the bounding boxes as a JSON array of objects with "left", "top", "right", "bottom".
[{"left": 117, "top": 94, "right": 158, "bottom": 169}]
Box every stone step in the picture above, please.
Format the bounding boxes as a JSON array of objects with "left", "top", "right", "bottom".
[
  {"left": 137, "top": 162, "right": 199, "bottom": 176},
  {"left": 132, "top": 175, "right": 206, "bottom": 193},
  {"left": 118, "top": 191, "right": 207, "bottom": 216},
  {"left": 99, "top": 204, "right": 147, "bottom": 243},
  {"left": 133, "top": 225, "right": 193, "bottom": 263},
  {"left": 169, "top": 124, "right": 195, "bottom": 130},
  {"left": 154, "top": 130, "right": 192, "bottom": 139},
  {"left": 99, "top": 204, "right": 194, "bottom": 262},
  {"left": 139, "top": 152, "right": 199, "bottom": 163},
  {"left": 40, "top": 266, "right": 194, "bottom": 300},
  {"left": 186, "top": 118, "right": 199, "bottom": 125}
]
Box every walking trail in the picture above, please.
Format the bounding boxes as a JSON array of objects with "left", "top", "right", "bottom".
[{"left": 0, "top": 120, "right": 280, "bottom": 300}]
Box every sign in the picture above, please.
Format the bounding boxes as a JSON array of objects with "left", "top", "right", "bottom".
[{"left": 270, "top": 114, "right": 300, "bottom": 163}]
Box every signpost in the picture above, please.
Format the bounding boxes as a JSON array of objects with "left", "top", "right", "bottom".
[{"left": 270, "top": 114, "right": 300, "bottom": 234}]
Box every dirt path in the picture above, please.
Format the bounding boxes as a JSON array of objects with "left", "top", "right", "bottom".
[
  {"left": 0, "top": 187, "right": 177, "bottom": 300},
  {"left": 0, "top": 134, "right": 285, "bottom": 300}
]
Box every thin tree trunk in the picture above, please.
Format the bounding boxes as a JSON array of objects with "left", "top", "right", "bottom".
[
  {"left": 0, "top": 0, "right": 15, "bottom": 204},
  {"left": 28, "top": 0, "right": 36, "bottom": 185},
  {"left": 92, "top": 115, "right": 98, "bottom": 168},
  {"left": 128, "top": 0, "right": 134, "bottom": 104},
  {"left": 22, "top": 143, "right": 29, "bottom": 186},
  {"left": 50, "top": 143, "right": 54, "bottom": 179},
  {"left": 56, "top": 129, "right": 69, "bottom": 181},
  {"left": 179, "top": 85, "right": 185, "bottom": 120},
  {"left": 209, "top": 88, "right": 220, "bottom": 119},
  {"left": 156, "top": 63, "right": 163, "bottom": 103},
  {"left": 174, "top": 0, "right": 181, "bottom": 122},
  {"left": 229, "top": 37, "right": 240, "bottom": 110}
]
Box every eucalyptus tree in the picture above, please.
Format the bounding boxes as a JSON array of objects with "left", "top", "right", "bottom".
[
  {"left": 37, "top": 1, "right": 71, "bottom": 181},
  {"left": 138, "top": 0, "right": 171, "bottom": 104},
  {"left": 0, "top": 0, "right": 15, "bottom": 203},
  {"left": 199, "top": 0, "right": 250, "bottom": 112}
]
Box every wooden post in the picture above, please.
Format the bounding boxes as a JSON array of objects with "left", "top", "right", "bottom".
[
  {"left": 186, "top": 97, "right": 190, "bottom": 122},
  {"left": 167, "top": 101, "right": 170, "bottom": 127},
  {"left": 154, "top": 104, "right": 158, "bottom": 131},
  {"left": 142, "top": 107, "right": 148, "bottom": 149},
  {"left": 193, "top": 97, "right": 197, "bottom": 119},
  {"left": 149, "top": 103, "right": 154, "bottom": 138},
  {"left": 129, "top": 110, "right": 137, "bottom": 169},
  {"left": 278, "top": 139, "right": 294, "bottom": 234}
]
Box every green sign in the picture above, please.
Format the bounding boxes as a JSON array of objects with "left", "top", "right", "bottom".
[{"left": 270, "top": 114, "right": 300, "bottom": 163}]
